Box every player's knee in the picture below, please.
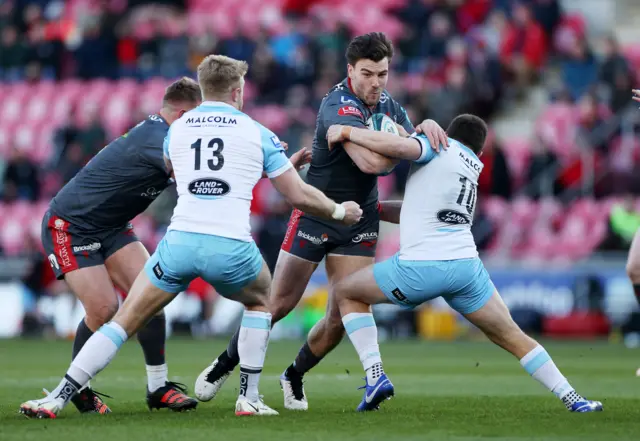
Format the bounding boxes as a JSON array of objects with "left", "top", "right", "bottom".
[
  {"left": 627, "top": 259, "right": 640, "bottom": 283},
  {"left": 84, "top": 301, "right": 119, "bottom": 329}
]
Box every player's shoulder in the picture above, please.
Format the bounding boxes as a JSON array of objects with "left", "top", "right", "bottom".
[{"left": 322, "top": 81, "right": 363, "bottom": 108}]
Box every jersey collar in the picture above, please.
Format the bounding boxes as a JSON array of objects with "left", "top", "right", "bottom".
[{"left": 200, "top": 101, "right": 238, "bottom": 109}]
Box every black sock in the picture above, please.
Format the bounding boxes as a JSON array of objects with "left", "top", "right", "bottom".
[
  {"left": 634, "top": 285, "right": 640, "bottom": 303},
  {"left": 291, "top": 341, "right": 322, "bottom": 375},
  {"left": 72, "top": 319, "right": 94, "bottom": 360},
  {"left": 225, "top": 326, "right": 241, "bottom": 366},
  {"left": 137, "top": 314, "right": 166, "bottom": 366}
]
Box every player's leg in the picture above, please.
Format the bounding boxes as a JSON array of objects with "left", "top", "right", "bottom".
[
  {"left": 626, "top": 229, "right": 640, "bottom": 302},
  {"left": 104, "top": 237, "right": 196, "bottom": 411},
  {"left": 41, "top": 211, "right": 117, "bottom": 414},
  {"left": 19, "top": 268, "right": 181, "bottom": 418},
  {"left": 280, "top": 209, "right": 378, "bottom": 409},
  {"left": 195, "top": 237, "right": 279, "bottom": 416},
  {"left": 449, "top": 259, "right": 602, "bottom": 413},
  {"left": 19, "top": 235, "right": 197, "bottom": 418},
  {"left": 333, "top": 261, "right": 398, "bottom": 411},
  {"left": 195, "top": 210, "right": 320, "bottom": 404}
]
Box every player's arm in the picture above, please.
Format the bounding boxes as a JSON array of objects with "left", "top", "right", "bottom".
[
  {"left": 259, "top": 123, "right": 361, "bottom": 224},
  {"left": 271, "top": 168, "right": 360, "bottom": 224},
  {"left": 328, "top": 125, "right": 436, "bottom": 164},
  {"left": 378, "top": 200, "right": 403, "bottom": 224},
  {"left": 325, "top": 101, "right": 396, "bottom": 175},
  {"left": 343, "top": 141, "right": 399, "bottom": 175}
]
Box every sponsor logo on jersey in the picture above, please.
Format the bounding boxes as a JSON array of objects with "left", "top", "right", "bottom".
[
  {"left": 338, "top": 105, "right": 363, "bottom": 118},
  {"left": 188, "top": 178, "right": 231, "bottom": 199},
  {"left": 379, "top": 92, "right": 389, "bottom": 104},
  {"left": 185, "top": 116, "right": 237, "bottom": 125},
  {"left": 437, "top": 209, "right": 470, "bottom": 225},
  {"left": 72, "top": 242, "right": 102, "bottom": 253},
  {"left": 340, "top": 96, "right": 356, "bottom": 104},
  {"left": 141, "top": 187, "right": 162, "bottom": 198},
  {"left": 148, "top": 114, "right": 162, "bottom": 122},
  {"left": 48, "top": 253, "right": 59, "bottom": 270},
  {"left": 297, "top": 230, "right": 328, "bottom": 246},
  {"left": 352, "top": 232, "right": 378, "bottom": 243},
  {"left": 153, "top": 262, "right": 164, "bottom": 280},
  {"left": 54, "top": 230, "right": 72, "bottom": 268},
  {"left": 54, "top": 218, "right": 65, "bottom": 230},
  {"left": 459, "top": 151, "right": 481, "bottom": 172},
  {"left": 271, "top": 135, "right": 283, "bottom": 149}
]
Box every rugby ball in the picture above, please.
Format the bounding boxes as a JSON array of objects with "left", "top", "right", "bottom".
[{"left": 366, "top": 113, "right": 399, "bottom": 135}]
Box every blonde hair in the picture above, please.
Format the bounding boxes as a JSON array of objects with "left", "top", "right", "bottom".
[{"left": 197, "top": 55, "right": 249, "bottom": 100}]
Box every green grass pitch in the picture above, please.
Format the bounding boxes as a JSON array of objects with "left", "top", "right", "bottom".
[{"left": 0, "top": 338, "right": 638, "bottom": 441}]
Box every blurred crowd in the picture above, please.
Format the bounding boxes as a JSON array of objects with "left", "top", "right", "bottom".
[{"left": 1, "top": 0, "right": 640, "bottom": 267}]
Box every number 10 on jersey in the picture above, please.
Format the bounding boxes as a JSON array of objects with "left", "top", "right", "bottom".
[
  {"left": 456, "top": 176, "right": 477, "bottom": 215},
  {"left": 191, "top": 138, "right": 224, "bottom": 171}
]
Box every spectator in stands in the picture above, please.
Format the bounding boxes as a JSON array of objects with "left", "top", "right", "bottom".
[
  {"left": 598, "top": 36, "right": 634, "bottom": 113},
  {"left": 78, "top": 109, "right": 107, "bottom": 158},
  {"left": 25, "top": 21, "right": 60, "bottom": 81},
  {"left": 561, "top": 36, "right": 598, "bottom": 101},
  {"left": 478, "top": 135, "right": 512, "bottom": 200},
  {"left": 530, "top": 0, "right": 562, "bottom": 36},
  {"left": 499, "top": 1, "right": 547, "bottom": 95},
  {"left": 216, "top": 28, "right": 257, "bottom": 65},
  {"left": 526, "top": 135, "right": 561, "bottom": 199},
  {"left": 601, "top": 195, "right": 640, "bottom": 251},
  {"left": 427, "top": 64, "right": 473, "bottom": 127},
  {"left": 575, "top": 93, "right": 615, "bottom": 153},
  {"left": 0, "top": 25, "right": 27, "bottom": 81},
  {"left": 158, "top": 17, "right": 190, "bottom": 79},
  {"left": 2, "top": 146, "right": 40, "bottom": 202}
]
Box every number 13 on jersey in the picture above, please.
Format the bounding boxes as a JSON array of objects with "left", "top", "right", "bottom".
[{"left": 191, "top": 138, "right": 224, "bottom": 171}]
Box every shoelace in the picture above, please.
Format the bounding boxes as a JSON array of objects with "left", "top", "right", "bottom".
[
  {"left": 88, "top": 389, "right": 113, "bottom": 400},
  {"left": 165, "top": 381, "right": 189, "bottom": 394}
]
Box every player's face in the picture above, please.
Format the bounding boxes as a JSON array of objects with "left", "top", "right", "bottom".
[{"left": 348, "top": 58, "right": 389, "bottom": 107}]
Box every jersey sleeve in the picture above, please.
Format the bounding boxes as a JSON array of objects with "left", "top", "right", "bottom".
[
  {"left": 322, "top": 94, "right": 368, "bottom": 129},
  {"left": 163, "top": 125, "right": 172, "bottom": 161},
  {"left": 256, "top": 123, "right": 293, "bottom": 178},
  {"left": 411, "top": 133, "right": 437, "bottom": 164},
  {"left": 138, "top": 123, "right": 170, "bottom": 170},
  {"left": 397, "top": 104, "right": 414, "bottom": 133}
]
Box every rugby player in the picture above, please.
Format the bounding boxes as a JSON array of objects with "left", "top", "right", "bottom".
[
  {"left": 39, "top": 76, "right": 312, "bottom": 414},
  {"left": 326, "top": 114, "right": 603, "bottom": 413},
  {"left": 195, "top": 32, "right": 449, "bottom": 411},
  {"left": 19, "top": 54, "right": 362, "bottom": 419}
]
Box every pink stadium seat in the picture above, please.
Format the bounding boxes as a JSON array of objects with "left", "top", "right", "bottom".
[
  {"left": 1, "top": 93, "right": 26, "bottom": 124},
  {"left": 535, "top": 103, "right": 578, "bottom": 158},
  {"left": 482, "top": 196, "right": 509, "bottom": 224}
]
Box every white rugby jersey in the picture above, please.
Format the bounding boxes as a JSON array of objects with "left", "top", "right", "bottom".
[
  {"left": 163, "top": 101, "right": 292, "bottom": 241},
  {"left": 399, "top": 135, "right": 483, "bottom": 261}
]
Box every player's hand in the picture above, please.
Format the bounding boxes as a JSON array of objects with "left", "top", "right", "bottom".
[
  {"left": 633, "top": 89, "right": 640, "bottom": 103},
  {"left": 327, "top": 124, "right": 348, "bottom": 149},
  {"left": 341, "top": 201, "right": 363, "bottom": 226},
  {"left": 290, "top": 147, "right": 312, "bottom": 171},
  {"left": 281, "top": 141, "right": 289, "bottom": 151},
  {"left": 415, "top": 119, "right": 448, "bottom": 153},
  {"left": 395, "top": 123, "right": 409, "bottom": 137}
]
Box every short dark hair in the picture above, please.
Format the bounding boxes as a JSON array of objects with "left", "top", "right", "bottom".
[
  {"left": 163, "top": 77, "right": 201, "bottom": 106},
  {"left": 446, "top": 114, "right": 488, "bottom": 155},
  {"left": 346, "top": 32, "right": 394, "bottom": 66}
]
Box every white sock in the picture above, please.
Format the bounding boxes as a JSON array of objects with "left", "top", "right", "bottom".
[
  {"left": 238, "top": 310, "right": 271, "bottom": 402},
  {"left": 146, "top": 364, "right": 168, "bottom": 393},
  {"left": 342, "top": 313, "right": 383, "bottom": 385},
  {"left": 49, "top": 322, "right": 128, "bottom": 407},
  {"left": 520, "top": 345, "right": 578, "bottom": 403}
]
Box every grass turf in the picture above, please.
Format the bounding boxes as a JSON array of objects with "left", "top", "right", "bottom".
[{"left": 0, "top": 338, "right": 638, "bottom": 441}]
